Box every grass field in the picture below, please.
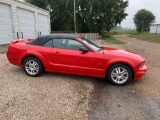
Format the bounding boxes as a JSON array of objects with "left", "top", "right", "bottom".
[
  {"left": 130, "top": 33, "right": 160, "bottom": 43},
  {"left": 103, "top": 37, "right": 124, "bottom": 44}
]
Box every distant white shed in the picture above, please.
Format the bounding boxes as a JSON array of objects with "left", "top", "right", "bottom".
[
  {"left": 0, "top": 0, "right": 51, "bottom": 45},
  {"left": 150, "top": 24, "right": 160, "bottom": 34}
]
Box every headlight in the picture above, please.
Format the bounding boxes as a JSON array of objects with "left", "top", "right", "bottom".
[{"left": 140, "top": 61, "right": 145, "bottom": 68}]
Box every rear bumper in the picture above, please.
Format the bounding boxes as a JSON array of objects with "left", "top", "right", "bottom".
[{"left": 134, "top": 65, "right": 147, "bottom": 80}]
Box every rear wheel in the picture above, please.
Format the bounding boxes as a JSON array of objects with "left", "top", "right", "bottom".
[
  {"left": 23, "top": 57, "right": 44, "bottom": 77},
  {"left": 107, "top": 64, "right": 132, "bottom": 86}
]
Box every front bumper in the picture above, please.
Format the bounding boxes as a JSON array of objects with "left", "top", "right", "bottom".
[{"left": 134, "top": 65, "right": 147, "bottom": 80}]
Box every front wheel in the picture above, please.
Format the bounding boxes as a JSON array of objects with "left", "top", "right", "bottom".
[
  {"left": 107, "top": 64, "right": 133, "bottom": 86},
  {"left": 23, "top": 57, "right": 44, "bottom": 77}
]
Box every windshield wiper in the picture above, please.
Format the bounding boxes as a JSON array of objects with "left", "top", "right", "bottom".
[{"left": 97, "top": 47, "right": 104, "bottom": 52}]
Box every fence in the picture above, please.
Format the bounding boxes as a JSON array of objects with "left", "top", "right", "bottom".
[
  {"left": 51, "top": 32, "right": 99, "bottom": 40},
  {"left": 78, "top": 33, "right": 99, "bottom": 40}
]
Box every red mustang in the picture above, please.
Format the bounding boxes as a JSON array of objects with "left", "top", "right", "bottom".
[{"left": 6, "top": 34, "right": 147, "bottom": 85}]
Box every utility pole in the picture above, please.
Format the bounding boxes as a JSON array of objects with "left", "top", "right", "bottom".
[{"left": 74, "top": 0, "right": 77, "bottom": 33}]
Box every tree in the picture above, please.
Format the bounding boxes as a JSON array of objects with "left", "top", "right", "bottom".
[
  {"left": 134, "top": 9, "right": 155, "bottom": 33},
  {"left": 25, "top": 0, "right": 128, "bottom": 33},
  {"left": 76, "top": 0, "right": 128, "bottom": 33}
]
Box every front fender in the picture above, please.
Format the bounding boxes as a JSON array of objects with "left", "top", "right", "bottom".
[{"left": 105, "top": 57, "right": 139, "bottom": 74}]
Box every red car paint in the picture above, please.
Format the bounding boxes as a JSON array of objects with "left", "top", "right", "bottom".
[{"left": 6, "top": 37, "right": 147, "bottom": 80}]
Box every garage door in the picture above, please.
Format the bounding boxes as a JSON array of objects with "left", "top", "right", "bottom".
[
  {"left": 0, "top": 3, "right": 13, "bottom": 45},
  {"left": 38, "top": 14, "right": 50, "bottom": 36},
  {"left": 17, "top": 8, "right": 36, "bottom": 38}
]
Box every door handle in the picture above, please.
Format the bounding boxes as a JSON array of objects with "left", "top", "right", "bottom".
[{"left": 53, "top": 51, "right": 60, "bottom": 55}]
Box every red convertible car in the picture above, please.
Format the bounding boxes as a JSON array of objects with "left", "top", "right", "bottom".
[{"left": 6, "top": 34, "right": 147, "bottom": 85}]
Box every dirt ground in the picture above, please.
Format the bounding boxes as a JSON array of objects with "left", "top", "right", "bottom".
[{"left": 0, "top": 35, "right": 160, "bottom": 120}]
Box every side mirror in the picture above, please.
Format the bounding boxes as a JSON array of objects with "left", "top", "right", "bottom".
[{"left": 79, "top": 47, "right": 89, "bottom": 52}]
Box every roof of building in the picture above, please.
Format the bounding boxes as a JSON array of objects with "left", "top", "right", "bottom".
[{"left": 150, "top": 24, "right": 160, "bottom": 26}]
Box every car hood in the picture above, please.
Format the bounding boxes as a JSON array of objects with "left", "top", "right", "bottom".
[{"left": 102, "top": 47, "right": 144, "bottom": 60}]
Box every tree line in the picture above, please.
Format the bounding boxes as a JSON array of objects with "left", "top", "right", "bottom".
[{"left": 25, "top": 0, "right": 128, "bottom": 33}]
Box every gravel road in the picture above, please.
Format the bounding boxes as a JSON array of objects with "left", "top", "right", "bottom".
[
  {"left": 88, "top": 35, "right": 160, "bottom": 120},
  {"left": 1, "top": 35, "right": 160, "bottom": 120}
]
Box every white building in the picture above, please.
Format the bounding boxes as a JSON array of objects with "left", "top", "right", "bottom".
[
  {"left": 0, "top": 0, "right": 50, "bottom": 45},
  {"left": 150, "top": 24, "right": 160, "bottom": 34}
]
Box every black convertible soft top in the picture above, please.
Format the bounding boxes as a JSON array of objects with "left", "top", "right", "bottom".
[{"left": 29, "top": 34, "right": 80, "bottom": 46}]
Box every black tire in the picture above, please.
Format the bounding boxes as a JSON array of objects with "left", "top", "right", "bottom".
[
  {"left": 107, "top": 64, "right": 132, "bottom": 86},
  {"left": 23, "top": 57, "right": 44, "bottom": 77}
]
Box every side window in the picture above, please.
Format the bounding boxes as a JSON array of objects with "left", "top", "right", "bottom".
[
  {"left": 53, "top": 39, "right": 68, "bottom": 49},
  {"left": 52, "top": 39, "right": 88, "bottom": 51},
  {"left": 68, "top": 39, "right": 85, "bottom": 50},
  {"left": 43, "top": 40, "right": 53, "bottom": 47}
]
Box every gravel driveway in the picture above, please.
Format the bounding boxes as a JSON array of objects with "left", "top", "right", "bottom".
[
  {"left": 0, "top": 53, "right": 93, "bottom": 120},
  {"left": 1, "top": 35, "right": 160, "bottom": 120}
]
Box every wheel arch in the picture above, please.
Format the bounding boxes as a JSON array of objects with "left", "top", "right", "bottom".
[{"left": 21, "top": 55, "right": 43, "bottom": 67}]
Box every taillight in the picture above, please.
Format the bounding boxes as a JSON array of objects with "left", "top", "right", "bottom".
[{"left": 11, "top": 40, "right": 19, "bottom": 44}]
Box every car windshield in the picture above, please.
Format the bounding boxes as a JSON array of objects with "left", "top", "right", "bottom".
[{"left": 81, "top": 37, "right": 101, "bottom": 51}]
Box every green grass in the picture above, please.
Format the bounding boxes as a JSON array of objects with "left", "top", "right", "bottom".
[
  {"left": 130, "top": 33, "right": 160, "bottom": 43},
  {"left": 103, "top": 37, "right": 125, "bottom": 44}
]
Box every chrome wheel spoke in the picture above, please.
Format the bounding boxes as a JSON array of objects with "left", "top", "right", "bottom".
[
  {"left": 122, "top": 76, "right": 127, "bottom": 80},
  {"left": 115, "top": 68, "right": 119, "bottom": 73},
  {"left": 118, "top": 67, "right": 121, "bottom": 73},
  {"left": 26, "top": 67, "right": 31, "bottom": 70},
  {"left": 122, "top": 71, "right": 127, "bottom": 75},
  {"left": 32, "top": 62, "right": 37, "bottom": 67},
  {"left": 34, "top": 67, "right": 39, "bottom": 71},
  {"left": 116, "top": 77, "right": 120, "bottom": 82},
  {"left": 121, "top": 69, "right": 126, "bottom": 74},
  {"left": 33, "top": 70, "right": 37, "bottom": 74},
  {"left": 28, "top": 61, "right": 32, "bottom": 67},
  {"left": 111, "top": 73, "right": 117, "bottom": 77},
  {"left": 31, "top": 70, "right": 34, "bottom": 74}
]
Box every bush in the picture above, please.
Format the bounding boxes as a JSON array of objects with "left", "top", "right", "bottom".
[{"left": 100, "top": 32, "right": 110, "bottom": 38}]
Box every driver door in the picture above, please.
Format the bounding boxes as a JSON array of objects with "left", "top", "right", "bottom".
[{"left": 51, "top": 39, "right": 97, "bottom": 75}]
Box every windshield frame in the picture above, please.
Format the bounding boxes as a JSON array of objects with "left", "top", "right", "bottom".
[{"left": 80, "top": 37, "right": 101, "bottom": 52}]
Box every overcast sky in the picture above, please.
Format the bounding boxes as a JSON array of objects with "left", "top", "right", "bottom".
[{"left": 121, "top": 0, "right": 160, "bottom": 28}]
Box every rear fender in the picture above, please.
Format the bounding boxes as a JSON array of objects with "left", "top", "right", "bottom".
[{"left": 20, "top": 50, "right": 45, "bottom": 65}]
